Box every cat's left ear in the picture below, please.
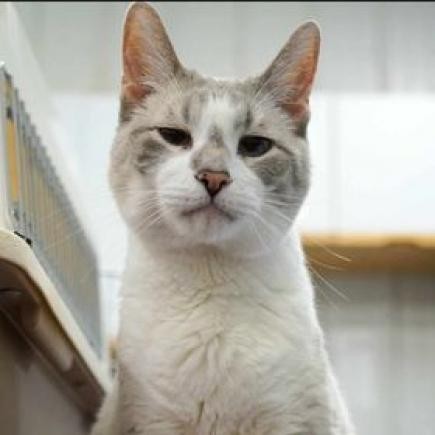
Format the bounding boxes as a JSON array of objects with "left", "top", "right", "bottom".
[{"left": 258, "top": 22, "right": 320, "bottom": 134}]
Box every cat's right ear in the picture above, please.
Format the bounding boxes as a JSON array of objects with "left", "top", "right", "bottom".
[{"left": 121, "top": 2, "right": 181, "bottom": 119}]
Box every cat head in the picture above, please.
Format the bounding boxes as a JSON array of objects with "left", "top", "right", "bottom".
[{"left": 110, "top": 2, "right": 320, "bottom": 257}]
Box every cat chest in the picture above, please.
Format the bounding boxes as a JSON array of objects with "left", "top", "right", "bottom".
[{"left": 121, "top": 293, "right": 314, "bottom": 424}]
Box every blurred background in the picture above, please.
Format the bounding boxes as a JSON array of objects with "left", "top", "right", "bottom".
[{"left": 4, "top": 2, "right": 435, "bottom": 434}]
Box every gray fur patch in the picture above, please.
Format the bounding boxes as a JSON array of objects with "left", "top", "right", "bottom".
[
  {"left": 290, "top": 150, "right": 310, "bottom": 190},
  {"left": 294, "top": 118, "right": 308, "bottom": 138},
  {"left": 251, "top": 153, "right": 291, "bottom": 187},
  {"left": 132, "top": 135, "right": 168, "bottom": 174},
  {"left": 208, "top": 125, "right": 225, "bottom": 149},
  {"left": 182, "top": 90, "right": 208, "bottom": 126},
  {"left": 119, "top": 97, "right": 134, "bottom": 123},
  {"left": 248, "top": 142, "right": 310, "bottom": 203},
  {"left": 233, "top": 106, "right": 253, "bottom": 132}
]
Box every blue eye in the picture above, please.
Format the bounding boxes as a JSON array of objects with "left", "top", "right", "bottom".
[
  {"left": 158, "top": 127, "right": 191, "bottom": 148},
  {"left": 238, "top": 135, "right": 273, "bottom": 157}
]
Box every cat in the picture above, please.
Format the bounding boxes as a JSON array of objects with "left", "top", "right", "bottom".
[{"left": 91, "top": 2, "right": 355, "bottom": 434}]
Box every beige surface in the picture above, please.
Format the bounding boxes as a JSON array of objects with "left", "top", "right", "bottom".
[
  {"left": 0, "top": 229, "right": 111, "bottom": 426},
  {"left": 0, "top": 229, "right": 110, "bottom": 391},
  {"left": 0, "top": 314, "right": 90, "bottom": 435},
  {"left": 0, "top": 258, "right": 104, "bottom": 415}
]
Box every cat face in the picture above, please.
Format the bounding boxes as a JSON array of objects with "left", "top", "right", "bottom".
[{"left": 110, "top": 2, "right": 320, "bottom": 256}]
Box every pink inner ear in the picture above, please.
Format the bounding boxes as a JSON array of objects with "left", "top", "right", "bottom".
[
  {"left": 124, "top": 39, "right": 144, "bottom": 79},
  {"left": 262, "top": 22, "right": 319, "bottom": 122},
  {"left": 283, "top": 62, "right": 314, "bottom": 120},
  {"left": 122, "top": 78, "right": 149, "bottom": 104},
  {"left": 122, "top": 40, "right": 150, "bottom": 103},
  {"left": 120, "top": 3, "right": 181, "bottom": 107},
  {"left": 122, "top": 15, "right": 149, "bottom": 104},
  {"left": 284, "top": 100, "right": 309, "bottom": 125}
]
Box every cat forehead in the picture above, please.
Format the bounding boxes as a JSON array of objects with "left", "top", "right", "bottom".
[{"left": 179, "top": 83, "right": 255, "bottom": 136}]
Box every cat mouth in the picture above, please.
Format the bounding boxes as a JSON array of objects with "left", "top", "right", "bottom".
[{"left": 181, "top": 203, "right": 235, "bottom": 221}]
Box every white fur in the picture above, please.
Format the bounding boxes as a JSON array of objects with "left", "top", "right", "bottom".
[
  {"left": 195, "top": 95, "right": 240, "bottom": 152},
  {"left": 92, "top": 229, "right": 355, "bottom": 435}
]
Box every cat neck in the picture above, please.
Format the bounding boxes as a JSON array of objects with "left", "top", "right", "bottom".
[{"left": 122, "top": 229, "right": 311, "bottom": 298}]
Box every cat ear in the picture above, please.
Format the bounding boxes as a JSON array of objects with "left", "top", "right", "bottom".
[
  {"left": 258, "top": 22, "right": 320, "bottom": 133},
  {"left": 121, "top": 2, "right": 181, "bottom": 108}
]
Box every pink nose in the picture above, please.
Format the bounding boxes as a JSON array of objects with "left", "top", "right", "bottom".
[{"left": 195, "top": 170, "right": 232, "bottom": 197}]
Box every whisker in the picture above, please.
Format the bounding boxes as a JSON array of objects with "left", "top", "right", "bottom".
[
  {"left": 307, "top": 239, "right": 352, "bottom": 263},
  {"left": 308, "top": 265, "right": 349, "bottom": 302},
  {"left": 261, "top": 204, "right": 294, "bottom": 225},
  {"left": 306, "top": 257, "right": 344, "bottom": 272}
]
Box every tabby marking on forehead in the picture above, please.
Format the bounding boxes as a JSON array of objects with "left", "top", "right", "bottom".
[
  {"left": 234, "top": 107, "right": 253, "bottom": 132},
  {"left": 194, "top": 93, "right": 239, "bottom": 150},
  {"left": 208, "top": 126, "right": 225, "bottom": 149},
  {"left": 181, "top": 89, "right": 208, "bottom": 126}
]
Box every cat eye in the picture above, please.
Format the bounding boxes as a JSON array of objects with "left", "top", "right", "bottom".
[
  {"left": 158, "top": 127, "right": 191, "bottom": 148},
  {"left": 238, "top": 135, "right": 273, "bottom": 157}
]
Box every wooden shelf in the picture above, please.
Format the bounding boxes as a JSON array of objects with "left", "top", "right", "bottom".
[{"left": 302, "top": 233, "right": 435, "bottom": 274}]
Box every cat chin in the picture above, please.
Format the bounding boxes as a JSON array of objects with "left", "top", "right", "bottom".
[
  {"left": 137, "top": 231, "right": 287, "bottom": 260},
  {"left": 167, "top": 212, "right": 241, "bottom": 246},
  {"left": 130, "top": 213, "right": 289, "bottom": 260}
]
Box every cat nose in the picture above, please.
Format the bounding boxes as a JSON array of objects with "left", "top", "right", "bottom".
[{"left": 195, "top": 170, "right": 232, "bottom": 197}]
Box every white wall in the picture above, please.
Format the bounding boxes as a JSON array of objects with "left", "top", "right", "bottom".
[
  {"left": 303, "top": 93, "right": 435, "bottom": 234},
  {"left": 318, "top": 272, "right": 435, "bottom": 435},
  {"left": 15, "top": 2, "right": 435, "bottom": 93}
]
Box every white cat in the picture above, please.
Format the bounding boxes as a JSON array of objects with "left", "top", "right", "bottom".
[{"left": 92, "top": 2, "right": 355, "bottom": 434}]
